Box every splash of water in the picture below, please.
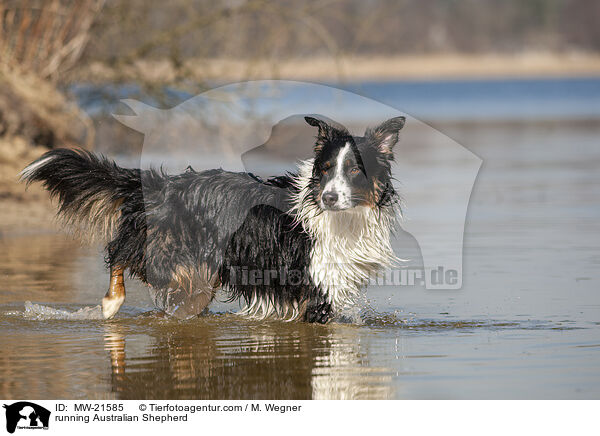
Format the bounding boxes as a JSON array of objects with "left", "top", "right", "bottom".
[{"left": 22, "top": 301, "right": 104, "bottom": 320}]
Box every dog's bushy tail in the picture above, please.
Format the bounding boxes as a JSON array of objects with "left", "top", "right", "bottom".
[{"left": 20, "top": 148, "right": 142, "bottom": 241}]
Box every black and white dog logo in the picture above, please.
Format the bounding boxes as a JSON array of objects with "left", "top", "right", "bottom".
[{"left": 3, "top": 402, "right": 50, "bottom": 433}]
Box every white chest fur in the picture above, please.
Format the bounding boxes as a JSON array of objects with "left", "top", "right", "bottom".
[{"left": 292, "top": 160, "right": 397, "bottom": 310}]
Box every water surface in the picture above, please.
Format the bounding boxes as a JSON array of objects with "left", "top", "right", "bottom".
[{"left": 2, "top": 79, "right": 600, "bottom": 399}]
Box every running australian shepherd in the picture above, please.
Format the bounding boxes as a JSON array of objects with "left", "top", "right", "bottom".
[{"left": 20, "top": 116, "right": 405, "bottom": 323}]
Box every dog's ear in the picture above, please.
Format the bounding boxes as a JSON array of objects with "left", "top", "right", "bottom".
[
  {"left": 368, "top": 116, "right": 406, "bottom": 157},
  {"left": 305, "top": 116, "right": 333, "bottom": 152},
  {"left": 304, "top": 116, "right": 331, "bottom": 138}
]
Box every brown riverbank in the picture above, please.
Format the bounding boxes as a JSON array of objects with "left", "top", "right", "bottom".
[
  {"left": 72, "top": 52, "right": 600, "bottom": 84},
  {"left": 0, "top": 68, "right": 92, "bottom": 235},
  {"left": 0, "top": 138, "right": 58, "bottom": 235}
]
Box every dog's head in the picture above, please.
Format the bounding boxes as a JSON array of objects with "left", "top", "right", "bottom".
[{"left": 304, "top": 116, "right": 405, "bottom": 211}]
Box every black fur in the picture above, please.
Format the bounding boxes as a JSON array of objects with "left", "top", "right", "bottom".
[{"left": 22, "top": 148, "right": 326, "bottom": 321}]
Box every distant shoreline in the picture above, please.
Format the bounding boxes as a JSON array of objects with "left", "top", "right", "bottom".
[{"left": 73, "top": 53, "right": 600, "bottom": 84}]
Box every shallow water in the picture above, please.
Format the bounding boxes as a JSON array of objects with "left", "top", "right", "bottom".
[{"left": 3, "top": 80, "right": 600, "bottom": 399}]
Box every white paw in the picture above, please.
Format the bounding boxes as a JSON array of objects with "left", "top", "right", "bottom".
[{"left": 102, "top": 295, "right": 125, "bottom": 319}]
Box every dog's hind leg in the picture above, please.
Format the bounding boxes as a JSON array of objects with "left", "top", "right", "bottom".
[{"left": 102, "top": 266, "right": 126, "bottom": 319}]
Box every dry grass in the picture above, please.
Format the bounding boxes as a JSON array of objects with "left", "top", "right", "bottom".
[
  {"left": 0, "top": 67, "right": 93, "bottom": 234},
  {"left": 0, "top": 0, "right": 105, "bottom": 80},
  {"left": 0, "top": 135, "right": 57, "bottom": 235}
]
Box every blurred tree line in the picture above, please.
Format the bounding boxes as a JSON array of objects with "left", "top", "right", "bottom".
[
  {"left": 1, "top": 0, "right": 599, "bottom": 82},
  {"left": 83, "top": 0, "right": 599, "bottom": 66}
]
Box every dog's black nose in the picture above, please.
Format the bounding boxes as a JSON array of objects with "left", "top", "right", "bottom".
[{"left": 322, "top": 192, "right": 338, "bottom": 207}]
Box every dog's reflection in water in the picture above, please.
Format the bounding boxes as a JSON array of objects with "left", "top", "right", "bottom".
[
  {"left": 104, "top": 325, "right": 126, "bottom": 376},
  {"left": 103, "top": 318, "right": 394, "bottom": 400}
]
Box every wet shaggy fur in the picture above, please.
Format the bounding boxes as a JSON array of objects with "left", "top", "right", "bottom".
[{"left": 21, "top": 116, "right": 405, "bottom": 323}]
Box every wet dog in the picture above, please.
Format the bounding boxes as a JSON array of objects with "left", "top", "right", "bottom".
[{"left": 21, "top": 116, "right": 405, "bottom": 323}]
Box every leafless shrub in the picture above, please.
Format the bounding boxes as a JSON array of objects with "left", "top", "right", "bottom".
[{"left": 0, "top": 0, "right": 104, "bottom": 80}]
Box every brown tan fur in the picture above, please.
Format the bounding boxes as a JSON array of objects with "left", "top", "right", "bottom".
[{"left": 102, "top": 265, "right": 126, "bottom": 319}]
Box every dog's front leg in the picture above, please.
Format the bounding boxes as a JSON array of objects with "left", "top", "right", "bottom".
[
  {"left": 304, "top": 292, "right": 332, "bottom": 324},
  {"left": 102, "top": 266, "right": 126, "bottom": 319}
]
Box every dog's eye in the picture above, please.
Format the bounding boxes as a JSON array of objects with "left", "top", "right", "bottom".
[
  {"left": 321, "top": 165, "right": 331, "bottom": 174},
  {"left": 349, "top": 167, "right": 361, "bottom": 175}
]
